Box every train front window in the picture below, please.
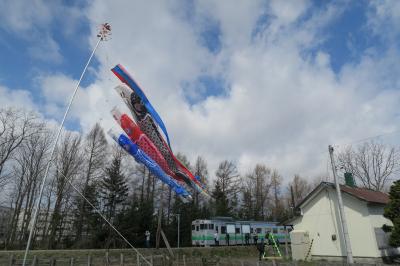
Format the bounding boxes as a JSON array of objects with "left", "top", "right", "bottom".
[
  {"left": 209, "top": 224, "right": 214, "bottom": 230},
  {"left": 196, "top": 226, "right": 199, "bottom": 231},
  {"left": 192, "top": 225, "right": 195, "bottom": 230},
  {"left": 200, "top": 224, "right": 205, "bottom": 230},
  {"left": 235, "top": 228, "right": 240, "bottom": 234}
]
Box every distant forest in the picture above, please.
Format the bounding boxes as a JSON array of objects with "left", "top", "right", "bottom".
[{"left": 0, "top": 107, "right": 395, "bottom": 250}]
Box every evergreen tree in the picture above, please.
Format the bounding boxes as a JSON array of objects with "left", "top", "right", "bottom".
[
  {"left": 101, "top": 149, "right": 129, "bottom": 221},
  {"left": 73, "top": 183, "right": 101, "bottom": 247},
  {"left": 212, "top": 181, "right": 230, "bottom": 216},
  {"left": 383, "top": 180, "right": 400, "bottom": 247},
  {"left": 100, "top": 148, "right": 129, "bottom": 247}
]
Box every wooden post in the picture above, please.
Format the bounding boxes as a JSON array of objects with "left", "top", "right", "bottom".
[
  {"left": 8, "top": 254, "right": 14, "bottom": 266},
  {"left": 161, "top": 229, "right": 175, "bottom": 259},
  {"left": 285, "top": 228, "right": 289, "bottom": 258},
  {"left": 87, "top": 254, "right": 92, "bottom": 266},
  {"left": 32, "top": 255, "right": 38, "bottom": 266},
  {"left": 70, "top": 257, "right": 75, "bottom": 266},
  {"left": 105, "top": 251, "right": 109, "bottom": 266},
  {"left": 120, "top": 253, "right": 124, "bottom": 266}
]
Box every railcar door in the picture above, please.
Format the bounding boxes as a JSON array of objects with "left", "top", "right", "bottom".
[{"left": 242, "top": 224, "right": 251, "bottom": 245}]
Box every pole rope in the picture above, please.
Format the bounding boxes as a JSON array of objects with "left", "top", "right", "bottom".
[
  {"left": 23, "top": 23, "right": 110, "bottom": 266},
  {"left": 63, "top": 173, "right": 152, "bottom": 265}
]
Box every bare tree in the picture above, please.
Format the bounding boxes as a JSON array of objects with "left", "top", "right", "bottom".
[
  {"left": 288, "top": 174, "right": 312, "bottom": 206},
  {"left": 193, "top": 156, "right": 209, "bottom": 207},
  {"left": 337, "top": 141, "right": 399, "bottom": 191},
  {"left": 5, "top": 119, "right": 51, "bottom": 248},
  {"left": 47, "top": 132, "right": 82, "bottom": 249},
  {"left": 246, "top": 164, "right": 272, "bottom": 220},
  {"left": 271, "top": 169, "right": 283, "bottom": 222},
  {"left": 0, "top": 108, "right": 38, "bottom": 188},
  {"left": 212, "top": 160, "right": 240, "bottom": 216},
  {"left": 215, "top": 160, "right": 240, "bottom": 196},
  {"left": 74, "top": 123, "right": 107, "bottom": 244}
]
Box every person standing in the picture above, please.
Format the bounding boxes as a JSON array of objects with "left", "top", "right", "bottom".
[
  {"left": 214, "top": 231, "right": 219, "bottom": 246},
  {"left": 245, "top": 233, "right": 250, "bottom": 245},
  {"left": 145, "top": 230, "right": 151, "bottom": 248},
  {"left": 253, "top": 233, "right": 258, "bottom": 245},
  {"left": 226, "top": 233, "right": 230, "bottom": 246},
  {"left": 257, "top": 239, "right": 265, "bottom": 261}
]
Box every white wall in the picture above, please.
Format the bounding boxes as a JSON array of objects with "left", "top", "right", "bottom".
[
  {"left": 292, "top": 187, "right": 385, "bottom": 258},
  {"left": 293, "top": 188, "right": 345, "bottom": 257}
]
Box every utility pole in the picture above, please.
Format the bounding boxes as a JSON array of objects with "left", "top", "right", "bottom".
[
  {"left": 329, "top": 145, "right": 354, "bottom": 264},
  {"left": 156, "top": 183, "right": 165, "bottom": 249},
  {"left": 177, "top": 213, "right": 180, "bottom": 248}
]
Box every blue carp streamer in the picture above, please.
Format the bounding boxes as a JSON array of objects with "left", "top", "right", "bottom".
[{"left": 108, "top": 130, "right": 192, "bottom": 203}]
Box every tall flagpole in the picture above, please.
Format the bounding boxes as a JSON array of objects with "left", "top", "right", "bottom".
[{"left": 22, "top": 24, "right": 111, "bottom": 266}]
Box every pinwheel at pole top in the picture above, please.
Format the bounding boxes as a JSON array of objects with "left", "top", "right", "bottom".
[{"left": 109, "top": 64, "right": 209, "bottom": 202}]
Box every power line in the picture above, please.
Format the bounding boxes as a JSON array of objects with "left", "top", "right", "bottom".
[{"left": 334, "top": 129, "right": 400, "bottom": 148}]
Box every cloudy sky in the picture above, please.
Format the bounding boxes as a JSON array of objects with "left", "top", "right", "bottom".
[{"left": 1, "top": 0, "right": 400, "bottom": 181}]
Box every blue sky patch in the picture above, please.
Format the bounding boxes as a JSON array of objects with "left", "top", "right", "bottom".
[
  {"left": 314, "top": 1, "right": 384, "bottom": 73},
  {"left": 182, "top": 75, "right": 228, "bottom": 105}
]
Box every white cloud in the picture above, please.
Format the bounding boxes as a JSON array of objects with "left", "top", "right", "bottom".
[
  {"left": 0, "top": 85, "right": 37, "bottom": 111},
  {"left": 16, "top": 1, "right": 400, "bottom": 183}
]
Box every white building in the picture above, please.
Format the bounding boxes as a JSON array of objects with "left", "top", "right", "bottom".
[{"left": 288, "top": 182, "right": 399, "bottom": 263}]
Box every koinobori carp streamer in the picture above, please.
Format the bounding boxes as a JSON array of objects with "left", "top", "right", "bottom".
[{"left": 108, "top": 129, "right": 192, "bottom": 203}]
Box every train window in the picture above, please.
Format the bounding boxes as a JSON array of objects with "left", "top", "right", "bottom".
[
  {"left": 256, "top": 228, "right": 262, "bottom": 233},
  {"left": 209, "top": 224, "right": 214, "bottom": 230},
  {"left": 221, "top": 226, "right": 226, "bottom": 234},
  {"left": 200, "top": 224, "right": 205, "bottom": 230},
  {"left": 250, "top": 228, "right": 254, "bottom": 233},
  {"left": 235, "top": 228, "right": 240, "bottom": 234},
  {"left": 196, "top": 226, "right": 199, "bottom": 231},
  {"left": 192, "top": 225, "right": 195, "bottom": 230},
  {"left": 216, "top": 226, "right": 219, "bottom": 232},
  {"left": 273, "top": 228, "right": 278, "bottom": 234}
]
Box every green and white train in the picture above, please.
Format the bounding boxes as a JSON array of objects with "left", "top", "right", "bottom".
[{"left": 191, "top": 217, "right": 291, "bottom": 247}]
